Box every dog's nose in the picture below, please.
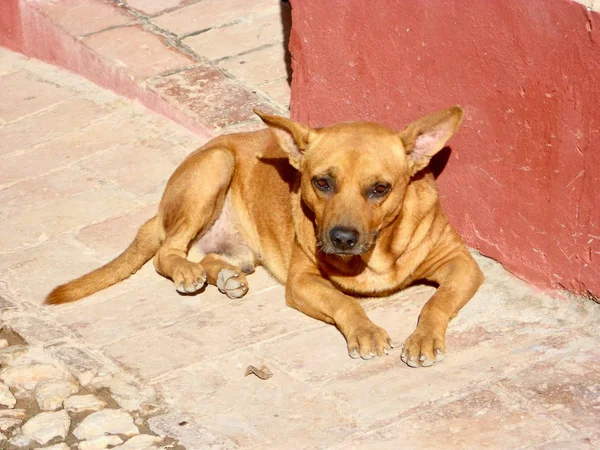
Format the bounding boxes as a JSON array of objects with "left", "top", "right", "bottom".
[{"left": 329, "top": 226, "right": 360, "bottom": 251}]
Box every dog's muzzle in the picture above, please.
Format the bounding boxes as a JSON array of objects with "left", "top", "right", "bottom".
[{"left": 318, "top": 226, "right": 377, "bottom": 256}]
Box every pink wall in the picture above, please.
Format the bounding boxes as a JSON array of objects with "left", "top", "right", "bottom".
[
  {"left": 0, "top": 0, "right": 23, "bottom": 52},
  {"left": 289, "top": 0, "right": 600, "bottom": 297}
]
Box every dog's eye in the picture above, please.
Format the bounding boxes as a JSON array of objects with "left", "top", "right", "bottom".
[
  {"left": 312, "top": 177, "right": 331, "bottom": 192},
  {"left": 370, "top": 183, "right": 391, "bottom": 198},
  {"left": 373, "top": 184, "right": 388, "bottom": 194}
]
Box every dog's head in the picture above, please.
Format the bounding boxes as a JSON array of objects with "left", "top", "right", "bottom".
[{"left": 255, "top": 107, "right": 464, "bottom": 256}]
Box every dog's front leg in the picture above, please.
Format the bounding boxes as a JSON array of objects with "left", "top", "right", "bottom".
[
  {"left": 402, "top": 250, "right": 484, "bottom": 368},
  {"left": 286, "top": 245, "right": 392, "bottom": 359}
]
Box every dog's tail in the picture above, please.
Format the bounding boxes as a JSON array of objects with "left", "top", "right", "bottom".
[{"left": 45, "top": 216, "right": 163, "bottom": 305}]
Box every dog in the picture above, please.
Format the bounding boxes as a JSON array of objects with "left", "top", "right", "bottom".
[{"left": 46, "top": 106, "right": 483, "bottom": 368}]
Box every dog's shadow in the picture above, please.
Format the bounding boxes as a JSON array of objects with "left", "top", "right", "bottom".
[
  {"left": 257, "top": 157, "right": 299, "bottom": 191},
  {"left": 430, "top": 146, "right": 452, "bottom": 179}
]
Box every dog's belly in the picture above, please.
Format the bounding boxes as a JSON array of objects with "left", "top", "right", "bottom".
[{"left": 189, "top": 195, "right": 256, "bottom": 272}]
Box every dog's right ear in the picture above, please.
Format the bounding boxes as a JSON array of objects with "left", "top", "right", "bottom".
[
  {"left": 254, "top": 109, "right": 315, "bottom": 170},
  {"left": 399, "top": 106, "right": 464, "bottom": 175}
]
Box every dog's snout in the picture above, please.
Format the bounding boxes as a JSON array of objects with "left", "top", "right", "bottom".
[{"left": 329, "top": 226, "right": 360, "bottom": 251}]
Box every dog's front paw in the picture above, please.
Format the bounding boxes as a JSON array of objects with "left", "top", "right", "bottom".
[
  {"left": 401, "top": 328, "right": 446, "bottom": 368},
  {"left": 346, "top": 321, "right": 393, "bottom": 360}
]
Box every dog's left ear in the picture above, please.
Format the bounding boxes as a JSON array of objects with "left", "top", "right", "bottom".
[
  {"left": 254, "top": 109, "right": 315, "bottom": 170},
  {"left": 399, "top": 106, "right": 465, "bottom": 175}
]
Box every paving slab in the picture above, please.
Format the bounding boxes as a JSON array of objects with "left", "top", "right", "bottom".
[
  {"left": 184, "top": 10, "right": 290, "bottom": 61},
  {"left": 38, "top": 0, "right": 136, "bottom": 37},
  {"left": 328, "top": 385, "right": 575, "bottom": 450},
  {"left": 154, "top": 348, "right": 358, "bottom": 449},
  {"left": 125, "top": 0, "right": 195, "bottom": 17},
  {"left": 150, "top": 0, "right": 281, "bottom": 37},
  {"left": 0, "top": 69, "right": 70, "bottom": 123},
  {"left": 0, "top": 96, "right": 125, "bottom": 156},
  {"left": 218, "top": 43, "right": 290, "bottom": 86},
  {"left": 147, "top": 64, "right": 279, "bottom": 132},
  {"left": 82, "top": 25, "right": 196, "bottom": 81}
]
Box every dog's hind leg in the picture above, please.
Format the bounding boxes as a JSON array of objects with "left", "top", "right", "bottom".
[{"left": 153, "top": 147, "right": 235, "bottom": 294}]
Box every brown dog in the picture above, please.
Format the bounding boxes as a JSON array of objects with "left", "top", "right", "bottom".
[{"left": 46, "top": 106, "right": 483, "bottom": 368}]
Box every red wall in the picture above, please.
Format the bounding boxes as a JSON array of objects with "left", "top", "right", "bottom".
[
  {"left": 289, "top": 0, "right": 600, "bottom": 297},
  {"left": 0, "top": 0, "right": 23, "bottom": 52}
]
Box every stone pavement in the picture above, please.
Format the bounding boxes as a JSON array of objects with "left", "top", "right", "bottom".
[
  {"left": 16, "top": 0, "right": 291, "bottom": 139},
  {"left": 1, "top": 4, "right": 600, "bottom": 449}
]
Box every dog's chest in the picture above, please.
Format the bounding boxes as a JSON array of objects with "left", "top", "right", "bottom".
[{"left": 323, "top": 257, "right": 413, "bottom": 295}]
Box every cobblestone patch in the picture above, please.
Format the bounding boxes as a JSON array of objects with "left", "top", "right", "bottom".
[{"left": 0, "top": 328, "right": 183, "bottom": 450}]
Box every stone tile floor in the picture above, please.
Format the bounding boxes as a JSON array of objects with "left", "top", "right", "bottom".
[{"left": 1, "top": 48, "right": 600, "bottom": 450}]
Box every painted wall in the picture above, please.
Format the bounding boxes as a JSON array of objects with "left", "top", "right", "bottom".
[
  {"left": 0, "top": 0, "right": 23, "bottom": 52},
  {"left": 289, "top": 0, "right": 600, "bottom": 297}
]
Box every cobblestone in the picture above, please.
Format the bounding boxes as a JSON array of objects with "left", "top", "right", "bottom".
[
  {"left": 35, "top": 378, "right": 79, "bottom": 411},
  {"left": 64, "top": 394, "right": 106, "bottom": 413},
  {"left": 0, "top": 381, "right": 16, "bottom": 408},
  {"left": 73, "top": 409, "right": 139, "bottom": 440},
  {"left": 20, "top": 409, "right": 70, "bottom": 445},
  {"left": 0, "top": 332, "right": 171, "bottom": 449}
]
